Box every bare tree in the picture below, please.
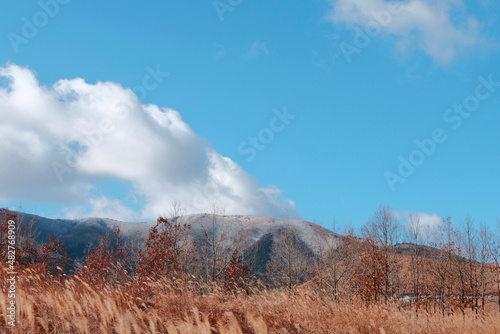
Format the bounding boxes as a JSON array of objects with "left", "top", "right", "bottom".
[
  {"left": 460, "top": 216, "right": 481, "bottom": 313},
  {"left": 316, "top": 218, "right": 349, "bottom": 300},
  {"left": 170, "top": 200, "right": 187, "bottom": 218},
  {"left": 486, "top": 219, "right": 500, "bottom": 310},
  {"left": 339, "top": 224, "right": 362, "bottom": 300},
  {"left": 167, "top": 201, "right": 196, "bottom": 275},
  {"left": 362, "top": 205, "right": 401, "bottom": 303},
  {"left": 406, "top": 212, "right": 425, "bottom": 308},
  {"left": 429, "top": 216, "right": 457, "bottom": 316},
  {"left": 313, "top": 220, "right": 327, "bottom": 290},
  {"left": 477, "top": 222, "right": 492, "bottom": 314},
  {"left": 268, "top": 224, "right": 312, "bottom": 290},
  {"left": 199, "top": 203, "right": 233, "bottom": 282}
]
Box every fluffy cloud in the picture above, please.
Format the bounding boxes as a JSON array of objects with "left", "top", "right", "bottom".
[
  {"left": 328, "top": 0, "right": 486, "bottom": 64},
  {"left": 0, "top": 64, "right": 299, "bottom": 221},
  {"left": 416, "top": 212, "right": 442, "bottom": 229},
  {"left": 394, "top": 210, "right": 442, "bottom": 237}
]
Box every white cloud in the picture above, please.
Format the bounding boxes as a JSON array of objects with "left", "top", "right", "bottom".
[
  {"left": 64, "top": 196, "right": 136, "bottom": 221},
  {"left": 393, "top": 210, "right": 443, "bottom": 231},
  {"left": 0, "top": 64, "right": 299, "bottom": 221},
  {"left": 247, "top": 41, "right": 269, "bottom": 58},
  {"left": 328, "top": 0, "right": 486, "bottom": 64}
]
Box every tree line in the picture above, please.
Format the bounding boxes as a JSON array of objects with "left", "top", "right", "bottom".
[{"left": 311, "top": 206, "right": 500, "bottom": 316}]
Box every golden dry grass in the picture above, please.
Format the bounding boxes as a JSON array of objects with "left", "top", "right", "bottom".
[{"left": 1, "top": 267, "right": 499, "bottom": 333}]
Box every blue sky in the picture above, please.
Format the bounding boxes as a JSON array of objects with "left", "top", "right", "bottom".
[{"left": 0, "top": 0, "right": 499, "bottom": 230}]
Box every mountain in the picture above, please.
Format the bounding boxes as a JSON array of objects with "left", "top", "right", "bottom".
[{"left": 15, "top": 212, "right": 337, "bottom": 259}]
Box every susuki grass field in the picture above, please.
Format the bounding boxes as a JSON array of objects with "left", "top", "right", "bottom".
[{"left": 1, "top": 265, "right": 500, "bottom": 334}]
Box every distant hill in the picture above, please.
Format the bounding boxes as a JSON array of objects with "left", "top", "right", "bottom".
[{"left": 14, "top": 212, "right": 338, "bottom": 259}]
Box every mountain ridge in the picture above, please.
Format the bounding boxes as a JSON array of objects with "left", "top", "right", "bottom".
[{"left": 13, "top": 212, "right": 337, "bottom": 259}]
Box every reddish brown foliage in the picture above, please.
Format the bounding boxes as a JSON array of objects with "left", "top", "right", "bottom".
[
  {"left": 138, "top": 216, "right": 194, "bottom": 281},
  {"left": 76, "top": 228, "right": 131, "bottom": 286},
  {"left": 223, "top": 250, "right": 247, "bottom": 292},
  {"left": 353, "top": 239, "right": 388, "bottom": 304},
  {"left": 39, "top": 235, "right": 71, "bottom": 278}
]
